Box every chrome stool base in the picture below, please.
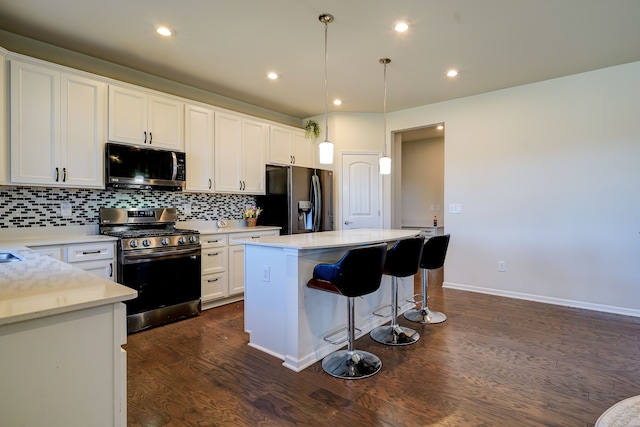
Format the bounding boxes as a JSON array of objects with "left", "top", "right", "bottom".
[
  {"left": 403, "top": 307, "right": 447, "bottom": 324},
  {"left": 322, "top": 349, "right": 382, "bottom": 379},
  {"left": 370, "top": 324, "right": 420, "bottom": 346}
]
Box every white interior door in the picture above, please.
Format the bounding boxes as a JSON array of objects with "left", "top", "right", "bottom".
[{"left": 341, "top": 153, "right": 381, "bottom": 229}]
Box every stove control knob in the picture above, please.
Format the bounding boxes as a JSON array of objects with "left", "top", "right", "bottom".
[
  {"left": 129, "top": 240, "right": 138, "bottom": 248},
  {"left": 161, "top": 238, "right": 169, "bottom": 245},
  {"left": 142, "top": 239, "right": 151, "bottom": 247},
  {"left": 178, "top": 236, "right": 186, "bottom": 244},
  {"left": 189, "top": 235, "right": 197, "bottom": 243}
]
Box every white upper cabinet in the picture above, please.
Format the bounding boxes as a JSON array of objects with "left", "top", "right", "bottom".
[
  {"left": 214, "top": 111, "right": 267, "bottom": 194},
  {"left": 269, "top": 124, "right": 314, "bottom": 168},
  {"left": 184, "top": 103, "right": 215, "bottom": 192},
  {"left": 0, "top": 48, "right": 7, "bottom": 185},
  {"left": 108, "top": 84, "right": 184, "bottom": 150},
  {"left": 9, "top": 58, "right": 105, "bottom": 188}
]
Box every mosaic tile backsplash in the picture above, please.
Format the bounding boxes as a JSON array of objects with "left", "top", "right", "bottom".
[{"left": 0, "top": 186, "right": 257, "bottom": 228}]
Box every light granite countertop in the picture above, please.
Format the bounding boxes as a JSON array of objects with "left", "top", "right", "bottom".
[{"left": 0, "top": 244, "right": 136, "bottom": 326}]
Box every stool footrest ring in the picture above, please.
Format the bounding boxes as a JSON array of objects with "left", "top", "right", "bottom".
[
  {"left": 372, "top": 304, "right": 392, "bottom": 318},
  {"left": 405, "top": 292, "right": 425, "bottom": 305},
  {"left": 323, "top": 326, "right": 363, "bottom": 346}
]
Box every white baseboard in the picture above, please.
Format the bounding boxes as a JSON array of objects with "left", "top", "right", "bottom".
[{"left": 443, "top": 282, "right": 640, "bottom": 318}]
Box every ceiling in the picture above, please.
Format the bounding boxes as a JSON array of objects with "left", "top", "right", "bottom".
[{"left": 1, "top": 0, "right": 639, "bottom": 120}]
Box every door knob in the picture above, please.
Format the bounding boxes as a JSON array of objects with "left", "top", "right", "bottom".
[{"left": 344, "top": 220, "right": 353, "bottom": 225}]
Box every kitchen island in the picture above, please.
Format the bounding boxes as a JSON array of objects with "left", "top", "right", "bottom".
[
  {"left": 242, "top": 228, "right": 420, "bottom": 372},
  {"left": 0, "top": 244, "right": 137, "bottom": 427}
]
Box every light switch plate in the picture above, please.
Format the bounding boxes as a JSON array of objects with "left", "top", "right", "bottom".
[{"left": 449, "top": 203, "right": 463, "bottom": 214}]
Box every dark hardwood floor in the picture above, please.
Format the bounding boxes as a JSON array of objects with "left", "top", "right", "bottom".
[{"left": 126, "top": 272, "right": 640, "bottom": 426}]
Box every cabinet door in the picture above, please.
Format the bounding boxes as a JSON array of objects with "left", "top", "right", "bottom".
[
  {"left": 269, "top": 125, "right": 293, "bottom": 165},
  {"left": 185, "top": 104, "right": 214, "bottom": 192},
  {"left": 148, "top": 94, "right": 183, "bottom": 150},
  {"left": 108, "top": 85, "right": 147, "bottom": 145},
  {"left": 71, "top": 259, "right": 115, "bottom": 280},
  {"left": 241, "top": 118, "right": 267, "bottom": 194},
  {"left": 10, "top": 60, "right": 60, "bottom": 185},
  {"left": 291, "top": 129, "right": 313, "bottom": 168},
  {"left": 60, "top": 73, "right": 105, "bottom": 188},
  {"left": 0, "top": 49, "right": 7, "bottom": 185},
  {"left": 213, "top": 111, "right": 243, "bottom": 192},
  {"left": 228, "top": 244, "right": 245, "bottom": 295}
]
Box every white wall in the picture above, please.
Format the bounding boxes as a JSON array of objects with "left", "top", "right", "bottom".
[
  {"left": 401, "top": 137, "right": 444, "bottom": 226},
  {"left": 337, "top": 61, "right": 640, "bottom": 315}
]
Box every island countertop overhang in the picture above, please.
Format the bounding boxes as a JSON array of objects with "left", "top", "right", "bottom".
[{"left": 238, "top": 228, "right": 420, "bottom": 250}]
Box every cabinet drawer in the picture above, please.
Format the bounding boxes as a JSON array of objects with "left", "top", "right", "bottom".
[
  {"left": 228, "top": 230, "right": 279, "bottom": 245},
  {"left": 66, "top": 243, "right": 114, "bottom": 263},
  {"left": 201, "top": 272, "right": 228, "bottom": 303},
  {"left": 202, "top": 247, "right": 227, "bottom": 274},
  {"left": 201, "top": 234, "right": 227, "bottom": 248},
  {"left": 31, "top": 245, "right": 64, "bottom": 260}
]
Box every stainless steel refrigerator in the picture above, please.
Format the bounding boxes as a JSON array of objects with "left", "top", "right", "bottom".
[{"left": 256, "top": 165, "right": 334, "bottom": 235}]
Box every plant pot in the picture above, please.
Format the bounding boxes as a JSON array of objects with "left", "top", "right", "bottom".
[{"left": 246, "top": 218, "right": 257, "bottom": 227}]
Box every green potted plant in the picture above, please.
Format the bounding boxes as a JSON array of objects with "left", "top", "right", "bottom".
[
  {"left": 304, "top": 120, "right": 321, "bottom": 142},
  {"left": 242, "top": 206, "right": 262, "bottom": 227}
]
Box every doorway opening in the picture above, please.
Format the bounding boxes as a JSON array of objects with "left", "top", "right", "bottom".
[{"left": 391, "top": 123, "right": 445, "bottom": 229}]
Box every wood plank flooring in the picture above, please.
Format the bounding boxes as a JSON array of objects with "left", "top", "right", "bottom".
[{"left": 126, "top": 273, "right": 640, "bottom": 426}]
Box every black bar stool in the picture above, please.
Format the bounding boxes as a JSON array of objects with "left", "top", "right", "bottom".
[
  {"left": 404, "top": 234, "right": 451, "bottom": 324},
  {"left": 307, "top": 243, "right": 387, "bottom": 379},
  {"left": 370, "top": 236, "right": 424, "bottom": 346}
]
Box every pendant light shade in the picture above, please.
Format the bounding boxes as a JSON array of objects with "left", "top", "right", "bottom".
[
  {"left": 318, "top": 13, "right": 334, "bottom": 165},
  {"left": 379, "top": 58, "right": 391, "bottom": 175}
]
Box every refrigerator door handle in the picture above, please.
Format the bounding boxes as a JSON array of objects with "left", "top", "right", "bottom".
[{"left": 311, "top": 174, "right": 322, "bottom": 232}]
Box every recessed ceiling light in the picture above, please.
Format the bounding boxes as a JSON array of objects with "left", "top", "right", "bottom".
[
  {"left": 446, "top": 69, "right": 458, "bottom": 77},
  {"left": 394, "top": 21, "right": 409, "bottom": 32},
  {"left": 155, "top": 26, "right": 173, "bottom": 37},
  {"left": 267, "top": 72, "right": 279, "bottom": 80},
  {"left": 333, "top": 99, "right": 342, "bottom": 106}
]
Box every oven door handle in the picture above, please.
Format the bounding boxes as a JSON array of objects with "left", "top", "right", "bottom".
[{"left": 121, "top": 247, "right": 201, "bottom": 264}]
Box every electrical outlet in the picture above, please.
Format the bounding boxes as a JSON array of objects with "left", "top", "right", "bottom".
[
  {"left": 262, "top": 266, "right": 270, "bottom": 282},
  {"left": 498, "top": 261, "right": 506, "bottom": 272},
  {"left": 183, "top": 203, "right": 192, "bottom": 214},
  {"left": 449, "top": 203, "right": 463, "bottom": 214},
  {"left": 60, "top": 202, "right": 72, "bottom": 218}
]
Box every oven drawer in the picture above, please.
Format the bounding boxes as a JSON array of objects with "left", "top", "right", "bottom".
[{"left": 66, "top": 243, "right": 115, "bottom": 263}]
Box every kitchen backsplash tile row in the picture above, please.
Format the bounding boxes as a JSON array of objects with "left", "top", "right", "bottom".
[{"left": 0, "top": 186, "right": 256, "bottom": 228}]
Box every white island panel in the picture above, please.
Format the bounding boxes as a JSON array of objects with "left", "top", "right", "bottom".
[{"left": 243, "top": 229, "right": 420, "bottom": 372}]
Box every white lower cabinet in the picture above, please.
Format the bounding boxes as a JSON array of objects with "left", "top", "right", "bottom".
[
  {"left": 0, "top": 302, "right": 128, "bottom": 427},
  {"left": 200, "top": 229, "right": 279, "bottom": 310},
  {"left": 29, "top": 241, "right": 116, "bottom": 281},
  {"left": 200, "top": 234, "right": 229, "bottom": 308}
]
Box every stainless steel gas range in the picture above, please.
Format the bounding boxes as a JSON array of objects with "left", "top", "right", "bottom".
[{"left": 99, "top": 207, "right": 201, "bottom": 334}]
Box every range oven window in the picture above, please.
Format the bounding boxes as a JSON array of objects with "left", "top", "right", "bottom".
[{"left": 120, "top": 249, "right": 201, "bottom": 315}]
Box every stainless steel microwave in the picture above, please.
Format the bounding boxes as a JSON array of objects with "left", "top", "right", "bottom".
[{"left": 105, "top": 143, "right": 186, "bottom": 191}]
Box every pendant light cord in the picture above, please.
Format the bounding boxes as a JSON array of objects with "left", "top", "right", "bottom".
[
  {"left": 323, "top": 19, "right": 329, "bottom": 140},
  {"left": 380, "top": 58, "right": 391, "bottom": 157},
  {"left": 383, "top": 61, "right": 387, "bottom": 157}
]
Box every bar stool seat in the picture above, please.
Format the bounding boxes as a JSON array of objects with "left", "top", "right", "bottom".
[
  {"left": 404, "top": 234, "right": 451, "bottom": 324},
  {"left": 307, "top": 243, "right": 387, "bottom": 379},
  {"left": 370, "top": 236, "right": 424, "bottom": 346}
]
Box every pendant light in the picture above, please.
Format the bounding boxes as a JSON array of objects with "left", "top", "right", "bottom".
[
  {"left": 318, "top": 13, "right": 334, "bottom": 165},
  {"left": 379, "top": 58, "right": 391, "bottom": 175}
]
